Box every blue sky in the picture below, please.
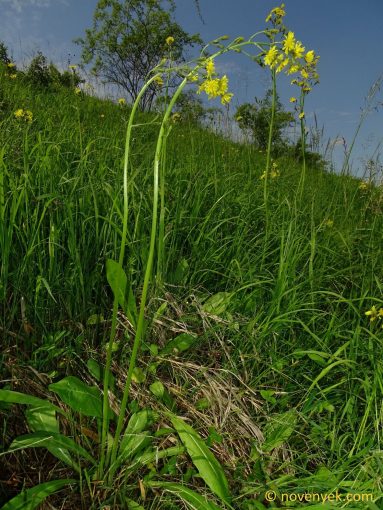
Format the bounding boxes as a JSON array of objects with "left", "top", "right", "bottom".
[{"left": 1, "top": 0, "right": 382, "bottom": 174}]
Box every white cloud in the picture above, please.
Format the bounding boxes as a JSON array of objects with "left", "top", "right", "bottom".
[{"left": 0, "top": 0, "right": 67, "bottom": 12}]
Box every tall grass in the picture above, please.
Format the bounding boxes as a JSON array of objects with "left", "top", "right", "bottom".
[{"left": 1, "top": 56, "right": 383, "bottom": 507}]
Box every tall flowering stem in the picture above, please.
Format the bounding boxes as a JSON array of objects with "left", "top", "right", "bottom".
[
  {"left": 264, "top": 68, "right": 277, "bottom": 231},
  {"left": 98, "top": 73, "right": 160, "bottom": 479},
  {"left": 108, "top": 75, "right": 189, "bottom": 480}
]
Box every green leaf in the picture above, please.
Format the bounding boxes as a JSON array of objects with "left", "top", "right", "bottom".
[
  {"left": 9, "top": 431, "right": 96, "bottom": 466},
  {"left": 49, "top": 376, "right": 107, "bottom": 418},
  {"left": 147, "top": 481, "right": 222, "bottom": 510},
  {"left": 170, "top": 415, "right": 230, "bottom": 505},
  {"left": 0, "top": 390, "right": 63, "bottom": 415},
  {"left": 87, "top": 314, "right": 105, "bottom": 325},
  {"left": 25, "top": 405, "right": 79, "bottom": 471},
  {"left": 87, "top": 359, "right": 101, "bottom": 381},
  {"left": 106, "top": 258, "right": 127, "bottom": 309},
  {"left": 202, "top": 292, "right": 232, "bottom": 316},
  {"left": 160, "top": 333, "right": 197, "bottom": 356},
  {"left": 1, "top": 479, "right": 76, "bottom": 510},
  {"left": 26, "top": 403, "right": 59, "bottom": 433},
  {"left": 150, "top": 381, "right": 176, "bottom": 411},
  {"left": 132, "top": 367, "right": 146, "bottom": 383},
  {"left": 259, "top": 390, "right": 276, "bottom": 404},
  {"left": 262, "top": 409, "right": 297, "bottom": 453}
]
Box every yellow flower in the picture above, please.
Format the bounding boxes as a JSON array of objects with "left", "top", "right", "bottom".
[
  {"left": 365, "top": 305, "right": 378, "bottom": 322},
  {"left": 188, "top": 72, "right": 199, "bottom": 82},
  {"left": 203, "top": 79, "right": 220, "bottom": 98},
  {"left": 69, "top": 64, "right": 77, "bottom": 70},
  {"left": 9, "top": 74, "right": 17, "bottom": 79},
  {"left": 171, "top": 112, "right": 181, "bottom": 123},
  {"left": 287, "top": 64, "right": 300, "bottom": 75},
  {"left": 218, "top": 75, "right": 228, "bottom": 95},
  {"left": 299, "top": 112, "right": 305, "bottom": 119},
  {"left": 14, "top": 108, "right": 24, "bottom": 119},
  {"left": 14, "top": 108, "right": 32, "bottom": 123},
  {"left": 266, "top": 3, "right": 286, "bottom": 22},
  {"left": 275, "top": 55, "right": 289, "bottom": 73},
  {"left": 118, "top": 97, "right": 126, "bottom": 105},
  {"left": 358, "top": 181, "right": 369, "bottom": 190},
  {"left": 283, "top": 32, "right": 296, "bottom": 54},
  {"left": 324, "top": 218, "right": 333, "bottom": 227},
  {"left": 301, "top": 69, "right": 309, "bottom": 79},
  {"left": 221, "top": 93, "right": 233, "bottom": 105},
  {"left": 154, "top": 75, "right": 164, "bottom": 86},
  {"left": 264, "top": 45, "right": 278, "bottom": 67},
  {"left": 75, "top": 87, "right": 81, "bottom": 95},
  {"left": 205, "top": 59, "right": 215, "bottom": 78},
  {"left": 166, "top": 36, "right": 174, "bottom": 46},
  {"left": 7, "top": 62, "right": 16, "bottom": 68},
  {"left": 293, "top": 41, "right": 305, "bottom": 59},
  {"left": 305, "top": 50, "right": 315, "bottom": 64},
  {"left": 289, "top": 97, "right": 297, "bottom": 103},
  {"left": 24, "top": 110, "right": 33, "bottom": 123}
]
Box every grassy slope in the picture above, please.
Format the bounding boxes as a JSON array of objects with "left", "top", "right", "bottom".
[{"left": 1, "top": 69, "right": 383, "bottom": 507}]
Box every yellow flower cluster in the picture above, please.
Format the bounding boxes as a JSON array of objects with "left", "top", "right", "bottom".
[
  {"left": 197, "top": 59, "right": 233, "bottom": 105},
  {"left": 118, "top": 97, "right": 126, "bottom": 106},
  {"left": 260, "top": 161, "right": 279, "bottom": 179},
  {"left": 14, "top": 108, "right": 33, "bottom": 123},
  {"left": 166, "top": 36, "right": 174, "bottom": 46},
  {"left": 358, "top": 181, "right": 370, "bottom": 191},
  {"left": 365, "top": 305, "right": 383, "bottom": 324},
  {"left": 263, "top": 6, "right": 320, "bottom": 98},
  {"left": 154, "top": 75, "right": 164, "bottom": 87},
  {"left": 265, "top": 3, "right": 286, "bottom": 24}
]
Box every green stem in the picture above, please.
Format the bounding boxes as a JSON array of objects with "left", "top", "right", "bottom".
[
  {"left": 264, "top": 69, "right": 277, "bottom": 240},
  {"left": 108, "top": 76, "right": 189, "bottom": 481},
  {"left": 298, "top": 93, "right": 306, "bottom": 199},
  {"left": 98, "top": 75, "right": 158, "bottom": 479}
]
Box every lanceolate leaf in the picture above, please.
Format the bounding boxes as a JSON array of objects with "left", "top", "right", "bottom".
[
  {"left": 9, "top": 431, "right": 96, "bottom": 466},
  {"left": 106, "top": 258, "right": 127, "bottom": 309},
  {"left": 49, "top": 376, "right": 108, "bottom": 418},
  {"left": 0, "top": 479, "right": 76, "bottom": 510},
  {"left": 25, "top": 403, "right": 79, "bottom": 471},
  {"left": 147, "top": 481, "right": 222, "bottom": 510},
  {"left": 0, "top": 389, "right": 62, "bottom": 415},
  {"left": 170, "top": 415, "right": 230, "bottom": 505}
]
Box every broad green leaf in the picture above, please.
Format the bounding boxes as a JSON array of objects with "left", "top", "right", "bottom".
[
  {"left": 1, "top": 479, "right": 76, "bottom": 510},
  {"left": 9, "top": 431, "right": 96, "bottom": 466},
  {"left": 0, "top": 389, "right": 62, "bottom": 415},
  {"left": 160, "top": 333, "right": 197, "bottom": 356},
  {"left": 25, "top": 405, "right": 79, "bottom": 471},
  {"left": 106, "top": 258, "right": 127, "bottom": 308},
  {"left": 170, "top": 415, "right": 230, "bottom": 505},
  {"left": 26, "top": 403, "right": 59, "bottom": 433},
  {"left": 148, "top": 481, "right": 222, "bottom": 510},
  {"left": 49, "top": 376, "right": 108, "bottom": 418},
  {"left": 202, "top": 292, "right": 232, "bottom": 316},
  {"left": 262, "top": 409, "right": 297, "bottom": 453}
]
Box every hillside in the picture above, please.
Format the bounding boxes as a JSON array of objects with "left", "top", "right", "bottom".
[{"left": 1, "top": 66, "right": 382, "bottom": 509}]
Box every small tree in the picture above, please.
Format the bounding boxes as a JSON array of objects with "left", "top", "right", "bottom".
[
  {"left": 0, "top": 41, "right": 11, "bottom": 65},
  {"left": 235, "top": 89, "right": 294, "bottom": 150},
  {"left": 75, "top": 0, "right": 202, "bottom": 111}
]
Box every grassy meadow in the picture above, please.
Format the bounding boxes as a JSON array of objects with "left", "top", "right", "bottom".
[{"left": 1, "top": 53, "right": 383, "bottom": 508}]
